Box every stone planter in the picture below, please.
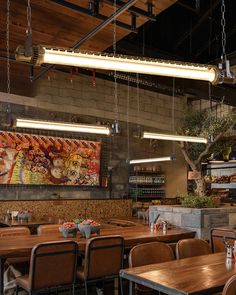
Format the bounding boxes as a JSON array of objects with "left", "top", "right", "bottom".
[
  {"left": 17, "top": 213, "right": 32, "bottom": 220},
  {"left": 149, "top": 205, "right": 236, "bottom": 239},
  {"left": 59, "top": 227, "right": 77, "bottom": 238},
  {"left": 77, "top": 224, "right": 100, "bottom": 239}
]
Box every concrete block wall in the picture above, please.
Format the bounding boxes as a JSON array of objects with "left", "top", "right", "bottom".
[
  {"left": 149, "top": 205, "right": 236, "bottom": 239},
  {"left": 0, "top": 71, "right": 188, "bottom": 200}
]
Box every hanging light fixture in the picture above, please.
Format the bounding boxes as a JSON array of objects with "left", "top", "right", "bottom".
[
  {"left": 129, "top": 156, "right": 175, "bottom": 164},
  {"left": 15, "top": 45, "right": 234, "bottom": 84},
  {"left": 142, "top": 132, "right": 208, "bottom": 144},
  {"left": 15, "top": 118, "right": 111, "bottom": 135}
]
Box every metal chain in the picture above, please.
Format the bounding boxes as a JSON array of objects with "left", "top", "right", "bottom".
[
  {"left": 127, "top": 79, "right": 130, "bottom": 160},
  {"left": 172, "top": 78, "right": 175, "bottom": 155},
  {"left": 136, "top": 73, "right": 140, "bottom": 128},
  {"left": 221, "top": 0, "right": 226, "bottom": 63},
  {"left": 6, "top": 0, "right": 10, "bottom": 94},
  {"left": 113, "top": 0, "right": 119, "bottom": 121},
  {"left": 26, "top": 0, "right": 32, "bottom": 35}
]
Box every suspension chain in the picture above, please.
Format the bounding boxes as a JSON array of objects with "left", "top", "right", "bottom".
[
  {"left": 127, "top": 78, "right": 130, "bottom": 160},
  {"left": 26, "top": 0, "right": 32, "bottom": 35},
  {"left": 6, "top": 0, "right": 10, "bottom": 94},
  {"left": 136, "top": 73, "right": 140, "bottom": 129},
  {"left": 113, "top": 0, "right": 119, "bottom": 122},
  {"left": 221, "top": 0, "right": 226, "bottom": 63}
]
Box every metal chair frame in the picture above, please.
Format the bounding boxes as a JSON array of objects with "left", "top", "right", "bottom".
[
  {"left": 16, "top": 240, "right": 78, "bottom": 295},
  {"left": 80, "top": 236, "right": 124, "bottom": 295}
]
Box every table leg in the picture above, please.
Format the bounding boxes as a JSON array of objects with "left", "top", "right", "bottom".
[
  {"left": 129, "top": 281, "right": 133, "bottom": 295},
  {"left": 0, "top": 257, "right": 5, "bottom": 295}
]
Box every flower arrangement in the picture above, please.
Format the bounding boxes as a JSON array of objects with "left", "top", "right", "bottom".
[
  {"left": 79, "top": 219, "right": 100, "bottom": 226},
  {"left": 61, "top": 221, "right": 76, "bottom": 229},
  {"left": 73, "top": 214, "right": 84, "bottom": 225}
]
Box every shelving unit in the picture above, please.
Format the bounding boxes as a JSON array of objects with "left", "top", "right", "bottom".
[
  {"left": 129, "top": 168, "right": 166, "bottom": 212},
  {"left": 202, "top": 162, "right": 236, "bottom": 201}
]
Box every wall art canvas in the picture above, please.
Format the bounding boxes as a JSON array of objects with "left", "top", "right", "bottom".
[{"left": 0, "top": 131, "right": 101, "bottom": 186}]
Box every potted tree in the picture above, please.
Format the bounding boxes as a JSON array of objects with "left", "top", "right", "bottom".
[{"left": 178, "top": 108, "right": 235, "bottom": 207}]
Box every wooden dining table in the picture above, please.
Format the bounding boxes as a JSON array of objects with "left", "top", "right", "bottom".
[
  {"left": 120, "top": 252, "right": 235, "bottom": 295},
  {"left": 0, "top": 224, "right": 195, "bottom": 294}
]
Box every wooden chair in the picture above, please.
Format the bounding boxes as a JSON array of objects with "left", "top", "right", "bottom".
[
  {"left": 0, "top": 226, "right": 30, "bottom": 237},
  {"left": 16, "top": 240, "right": 78, "bottom": 295},
  {"left": 37, "top": 224, "right": 61, "bottom": 235},
  {"left": 222, "top": 275, "right": 236, "bottom": 295},
  {"left": 129, "top": 242, "right": 175, "bottom": 293},
  {"left": 176, "top": 238, "right": 211, "bottom": 259},
  {"left": 0, "top": 227, "right": 31, "bottom": 270},
  {"left": 77, "top": 235, "right": 124, "bottom": 295}
]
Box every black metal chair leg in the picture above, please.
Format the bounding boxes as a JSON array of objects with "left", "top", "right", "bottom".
[
  {"left": 85, "top": 281, "right": 88, "bottom": 295},
  {"left": 72, "top": 284, "right": 75, "bottom": 295},
  {"left": 119, "top": 277, "right": 124, "bottom": 295}
]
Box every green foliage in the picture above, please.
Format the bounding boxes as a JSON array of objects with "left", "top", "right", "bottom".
[
  {"left": 179, "top": 108, "right": 234, "bottom": 161},
  {"left": 179, "top": 192, "right": 215, "bottom": 208}
]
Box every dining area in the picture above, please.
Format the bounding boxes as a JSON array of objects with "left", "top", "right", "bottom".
[
  {"left": 0, "top": 209, "right": 236, "bottom": 295},
  {"left": 0, "top": 210, "right": 198, "bottom": 295}
]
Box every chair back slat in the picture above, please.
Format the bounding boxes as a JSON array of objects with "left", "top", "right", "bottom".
[
  {"left": 223, "top": 274, "right": 236, "bottom": 295},
  {"left": 129, "top": 241, "right": 175, "bottom": 293},
  {"left": 37, "top": 224, "right": 60, "bottom": 235},
  {"left": 85, "top": 236, "right": 124, "bottom": 280},
  {"left": 29, "top": 240, "right": 77, "bottom": 291},
  {"left": 0, "top": 226, "right": 30, "bottom": 237},
  {"left": 176, "top": 238, "right": 211, "bottom": 259}
]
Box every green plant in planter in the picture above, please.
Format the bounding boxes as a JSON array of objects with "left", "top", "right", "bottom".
[{"left": 179, "top": 192, "right": 215, "bottom": 208}]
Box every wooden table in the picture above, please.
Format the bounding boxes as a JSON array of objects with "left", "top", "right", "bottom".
[
  {"left": 120, "top": 252, "right": 235, "bottom": 295},
  {"left": 0, "top": 224, "right": 195, "bottom": 294}
]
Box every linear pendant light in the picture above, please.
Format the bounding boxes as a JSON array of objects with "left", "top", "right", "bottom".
[
  {"left": 129, "top": 156, "right": 174, "bottom": 164},
  {"left": 142, "top": 132, "right": 207, "bottom": 144},
  {"left": 16, "top": 118, "right": 111, "bottom": 135},
  {"left": 15, "top": 45, "right": 225, "bottom": 84}
]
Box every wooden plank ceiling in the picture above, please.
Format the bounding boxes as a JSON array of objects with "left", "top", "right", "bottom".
[
  {"left": 0, "top": 0, "right": 177, "bottom": 59},
  {"left": 0, "top": 0, "right": 176, "bottom": 94}
]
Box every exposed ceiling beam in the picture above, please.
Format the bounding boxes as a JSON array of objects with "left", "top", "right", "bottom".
[
  {"left": 175, "top": 0, "right": 221, "bottom": 49},
  {"left": 49, "top": 0, "right": 137, "bottom": 33},
  {"left": 31, "top": 0, "right": 139, "bottom": 82},
  {"left": 104, "top": 0, "right": 156, "bottom": 21}
]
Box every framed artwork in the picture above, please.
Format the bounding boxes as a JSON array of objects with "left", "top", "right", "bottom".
[{"left": 0, "top": 131, "right": 101, "bottom": 186}]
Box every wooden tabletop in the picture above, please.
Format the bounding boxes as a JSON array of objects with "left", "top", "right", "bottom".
[
  {"left": 120, "top": 252, "right": 234, "bottom": 295},
  {"left": 0, "top": 218, "right": 53, "bottom": 227},
  {"left": 0, "top": 225, "right": 195, "bottom": 258}
]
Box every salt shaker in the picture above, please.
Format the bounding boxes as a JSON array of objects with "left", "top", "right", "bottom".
[
  {"left": 226, "top": 244, "right": 233, "bottom": 259},
  {"left": 162, "top": 221, "right": 167, "bottom": 232}
]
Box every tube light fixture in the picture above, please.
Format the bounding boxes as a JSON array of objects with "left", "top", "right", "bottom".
[
  {"left": 142, "top": 132, "right": 208, "bottom": 144},
  {"left": 16, "top": 118, "right": 111, "bottom": 135},
  {"left": 15, "top": 45, "right": 232, "bottom": 84},
  {"left": 129, "top": 156, "right": 175, "bottom": 164}
]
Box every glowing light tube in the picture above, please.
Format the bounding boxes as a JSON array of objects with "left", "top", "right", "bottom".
[
  {"left": 15, "top": 45, "right": 219, "bottom": 83},
  {"left": 129, "top": 156, "right": 174, "bottom": 164},
  {"left": 142, "top": 132, "right": 207, "bottom": 144},
  {"left": 16, "top": 118, "right": 110, "bottom": 135}
]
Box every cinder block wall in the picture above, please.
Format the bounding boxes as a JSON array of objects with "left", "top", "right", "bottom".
[{"left": 0, "top": 72, "right": 188, "bottom": 200}]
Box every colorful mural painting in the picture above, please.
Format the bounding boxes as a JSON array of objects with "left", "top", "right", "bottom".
[{"left": 0, "top": 131, "right": 101, "bottom": 186}]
